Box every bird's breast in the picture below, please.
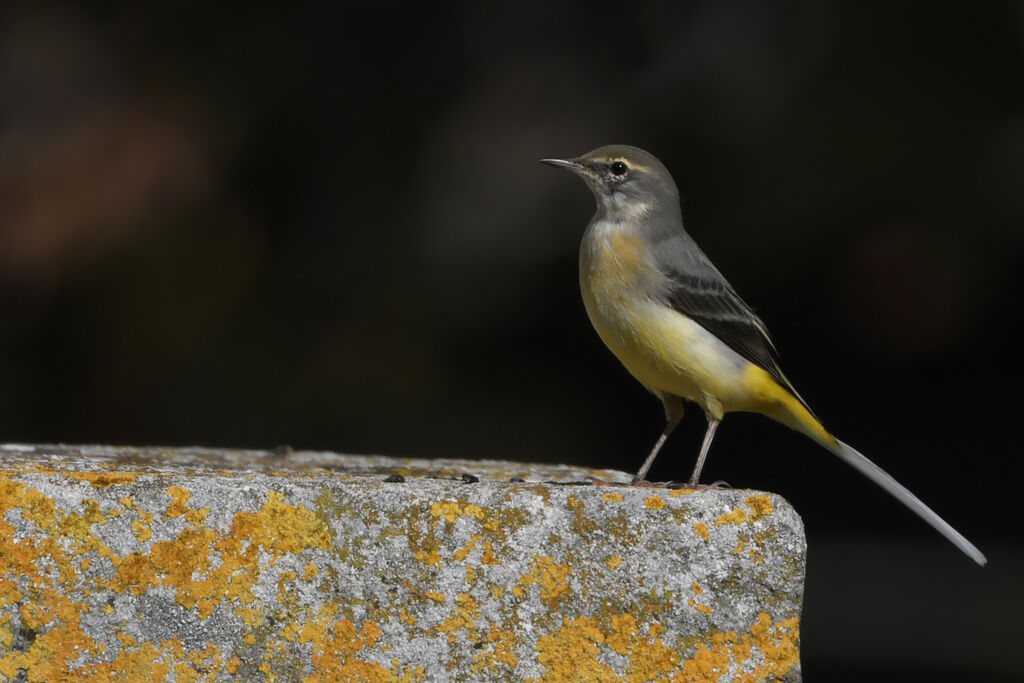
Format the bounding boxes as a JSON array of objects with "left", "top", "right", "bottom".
[{"left": 578, "top": 222, "right": 662, "bottom": 338}]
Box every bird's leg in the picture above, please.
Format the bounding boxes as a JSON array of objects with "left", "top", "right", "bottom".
[
  {"left": 633, "top": 421, "right": 678, "bottom": 483},
  {"left": 633, "top": 395, "right": 684, "bottom": 484},
  {"left": 686, "top": 417, "right": 720, "bottom": 487}
]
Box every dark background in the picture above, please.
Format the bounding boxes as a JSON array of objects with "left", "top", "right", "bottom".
[{"left": 1, "top": 1, "right": 1020, "bottom": 679}]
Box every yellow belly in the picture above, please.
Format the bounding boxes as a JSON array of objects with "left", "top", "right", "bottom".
[
  {"left": 579, "top": 225, "right": 770, "bottom": 417},
  {"left": 578, "top": 221, "right": 836, "bottom": 447},
  {"left": 584, "top": 291, "right": 748, "bottom": 405}
]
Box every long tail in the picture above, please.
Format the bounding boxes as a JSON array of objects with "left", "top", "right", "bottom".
[
  {"left": 829, "top": 438, "right": 987, "bottom": 566},
  {"left": 769, "top": 388, "right": 988, "bottom": 566}
]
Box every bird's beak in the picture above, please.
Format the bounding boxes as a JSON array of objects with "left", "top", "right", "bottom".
[
  {"left": 540, "top": 157, "right": 585, "bottom": 173},
  {"left": 541, "top": 157, "right": 595, "bottom": 182}
]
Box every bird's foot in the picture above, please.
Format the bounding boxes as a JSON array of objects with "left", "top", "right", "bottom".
[
  {"left": 587, "top": 477, "right": 630, "bottom": 487},
  {"left": 629, "top": 477, "right": 691, "bottom": 489},
  {"left": 683, "top": 479, "right": 731, "bottom": 490}
]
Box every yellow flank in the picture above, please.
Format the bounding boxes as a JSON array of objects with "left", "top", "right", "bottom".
[
  {"left": 582, "top": 226, "right": 760, "bottom": 419},
  {"left": 582, "top": 223, "right": 838, "bottom": 444},
  {"left": 582, "top": 269, "right": 752, "bottom": 420}
]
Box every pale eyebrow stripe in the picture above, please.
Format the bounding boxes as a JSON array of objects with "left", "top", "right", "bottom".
[{"left": 607, "top": 158, "right": 654, "bottom": 174}]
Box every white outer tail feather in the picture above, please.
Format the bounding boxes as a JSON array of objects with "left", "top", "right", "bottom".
[{"left": 831, "top": 439, "right": 987, "bottom": 566}]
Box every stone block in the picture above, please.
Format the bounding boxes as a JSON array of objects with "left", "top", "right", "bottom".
[{"left": 0, "top": 444, "right": 805, "bottom": 681}]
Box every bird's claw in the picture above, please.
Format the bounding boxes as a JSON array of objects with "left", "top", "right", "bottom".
[{"left": 683, "top": 479, "right": 731, "bottom": 490}]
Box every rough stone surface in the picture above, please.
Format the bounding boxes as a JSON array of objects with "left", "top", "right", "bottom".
[{"left": 0, "top": 444, "right": 805, "bottom": 681}]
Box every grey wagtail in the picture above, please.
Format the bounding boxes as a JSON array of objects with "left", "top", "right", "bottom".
[{"left": 542, "top": 144, "right": 986, "bottom": 566}]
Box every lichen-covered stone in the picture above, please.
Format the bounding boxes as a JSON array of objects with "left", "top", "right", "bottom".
[{"left": 0, "top": 444, "right": 805, "bottom": 681}]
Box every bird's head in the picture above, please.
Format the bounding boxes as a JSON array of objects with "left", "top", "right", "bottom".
[{"left": 541, "top": 145, "right": 679, "bottom": 219}]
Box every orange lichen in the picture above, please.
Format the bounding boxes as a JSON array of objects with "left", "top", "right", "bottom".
[
  {"left": 296, "top": 603, "right": 340, "bottom": 645},
  {"left": 530, "top": 614, "right": 685, "bottom": 683},
  {"left": 414, "top": 548, "right": 443, "bottom": 567},
  {"left": 644, "top": 495, "right": 666, "bottom": 510},
  {"left": 306, "top": 620, "right": 391, "bottom": 682},
  {"left": 164, "top": 485, "right": 192, "bottom": 518},
  {"left": 715, "top": 508, "right": 748, "bottom": 526},
  {"left": 566, "top": 494, "right": 598, "bottom": 535},
  {"left": 237, "top": 606, "right": 263, "bottom": 627},
  {"left": 528, "top": 616, "right": 615, "bottom": 683},
  {"left": 688, "top": 598, "right": 713, "bottom": 617},
  {"left": 688, "top": 581, "right": 713, "bottom": 617},
  {"left": 480, "top": 541, "right": 500, "bottom": 566},
  {"left": 745, "top": 494, "right": 774, "bottom": 522},
  {"left": 429, "top": 501, "right": 462, "bottom": 524},
  {"left": 454, "top": 533, "right": 481, "bottom": 561},
  {"left": 55, "top": 498, "right": 108, "bottom": 544},
  {"left": 514, "top": 555, "right": 572, "bottom": 609},
  {"left": 602, "top": 492, "right": 623, "bottom": 503},
  {"left": 607, "top": 614, "right": 680, "bottom": 683},
  {"left": 103, "top": 641, "right": 175, "bottom": 679},
  {"left": 2, "top": 601, "right": 104, "bottom": 681},
  {"left": 471, "top": 622, "right": 520, "bottom": 676},
  {"left": 674, "top": 612, "right": 800, "bottom": 682},
  {"left": 751, "top": 612, "right": 800, "bottom": 672},
  {"left": 13, "top": 483, "right": 58, "bottom": 530},
  {"left": 693, "top": 522, "right": 709, "bottom": 541},
  {"left": 232, "top": 491, "right": 330, "bottom": 556},
  {"left": 104, "top": 488, "right": 333, "bottom": 621},
  {"left": 605, "top": 555, "right": 623, "bottom": 570},
  {"left": 131, "top": 518, "right": 153, "bottom": 542},
  {"left": 435, "top": 592, "right": 481, "bottom": 645},
  {"left": 69, "top": 471, "right": 138, "bottom": 487},
  {"left": 406, "top": 498, "right": 521, "bottom": 574}
]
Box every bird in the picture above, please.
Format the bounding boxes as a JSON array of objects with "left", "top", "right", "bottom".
[{"left": 541, "top": 144, "right": 986, "bottom": 566}]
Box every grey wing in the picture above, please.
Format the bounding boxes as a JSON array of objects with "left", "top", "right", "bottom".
[{"left": 653, "top": 234, "right": 812, "bottom": 412}]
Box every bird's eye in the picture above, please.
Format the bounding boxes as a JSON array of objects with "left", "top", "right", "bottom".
[{"left": 610, "top": 161, "right": 628, "bottom": 176}]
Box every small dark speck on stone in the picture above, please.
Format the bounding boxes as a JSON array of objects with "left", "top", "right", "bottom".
[
  {"left": 509, "top": 477, "right": 526, "bottom": 483},
  {"left": 384, "top": 474, "right": 405, "bottom": 483},
  {"left": 461, "top": 473, "right": 479, "bottom": 483},
  {"left": 545, "top": 480, "right": 594, "bottom": 486}
]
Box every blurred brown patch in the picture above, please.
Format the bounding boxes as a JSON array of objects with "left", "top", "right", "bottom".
[{"left": 0, "top": 95, "right": 219, "bottom": 288}]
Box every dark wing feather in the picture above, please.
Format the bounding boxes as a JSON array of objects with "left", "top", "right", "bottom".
[
  {"left": 664, "top": 268, "right": 777, "bottom": 370},
  {"left": 661, "top": 263, "right": 814, "bottom": 414}
]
